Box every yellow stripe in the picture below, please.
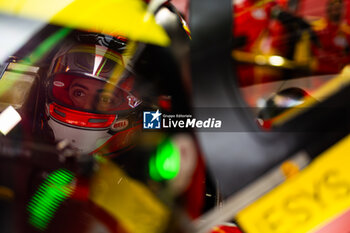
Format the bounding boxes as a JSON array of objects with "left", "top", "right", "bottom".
[
  {"left": 237, "top": 134, "right": 350, "bottom": 233},
  {"left": 0, "top": 0, "right": 170, "bottom": 46},
  {"left": 272, "top": 65, "right": 350, "bottom": 126},
  {"left": 90, "top": 158, "right": 170, "bottom": 233}
]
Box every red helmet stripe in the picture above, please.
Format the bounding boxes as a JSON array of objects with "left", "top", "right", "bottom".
[{"left": 49, "top": 102, "right": 116, "bottom": 129}]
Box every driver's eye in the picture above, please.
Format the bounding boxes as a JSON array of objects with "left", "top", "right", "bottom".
[
  {"left": 98, "top": 92, "right": 115, "bottom": 105},
  {"left": 100, "top": 95, "right": 113, "bottom": 104},
  {"left": 73, "top": 89, "right": 86, "bottom": 97}
]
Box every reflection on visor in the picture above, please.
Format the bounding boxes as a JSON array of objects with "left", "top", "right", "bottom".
[
  {"left": 51, "top": 45, "right": 124, "bottom": 80},
  {"left": 51, "top": 73, "right": 140, "bottom": 113}
]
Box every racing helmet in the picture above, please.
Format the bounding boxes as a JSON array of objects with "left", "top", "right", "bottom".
[{"left": 45, "top": 32, "right": 142, "bottom": 155}]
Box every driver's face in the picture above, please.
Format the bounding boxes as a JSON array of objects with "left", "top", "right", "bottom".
[{"left": 68, "top": 78, "right": 123, "bottom": 112}]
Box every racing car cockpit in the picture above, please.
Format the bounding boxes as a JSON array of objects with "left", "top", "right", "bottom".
[
  {"left": 2, "top": 0, "right": 350, "bottom": 233},
  {"left": 0, "top": 1, "right": 221, "bottom": 232}
]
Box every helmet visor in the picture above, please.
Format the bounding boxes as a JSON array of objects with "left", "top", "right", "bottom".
[
  {"left": 48, "top": 44, "right": 141, "bottom": 113},
  {"left": 49, "top": 45, "right": 125, "bottom": 80},
  {"left": 50, "top": 73, "right": 140, "bottom": 114}
]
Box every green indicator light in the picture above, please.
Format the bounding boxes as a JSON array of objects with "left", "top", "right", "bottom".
[
  {"left": 27, "top": 169, "right": 75, "bottom": 231},
  {"left": 149, "top": 138, "right": 181, "bottom": 181}
]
